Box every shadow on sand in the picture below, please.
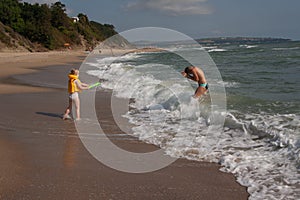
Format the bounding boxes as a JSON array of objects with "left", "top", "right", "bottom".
[{"left": 36, "top": 112, "right": 62, "bottom": 119}]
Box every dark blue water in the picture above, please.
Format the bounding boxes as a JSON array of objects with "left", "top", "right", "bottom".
[{"left": 211, "top": 42, "right": 300, "bottom": 114}]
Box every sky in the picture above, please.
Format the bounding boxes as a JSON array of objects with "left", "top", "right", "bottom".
[{"left": 24, "top": 0, "right": 300, "bottom": 40}]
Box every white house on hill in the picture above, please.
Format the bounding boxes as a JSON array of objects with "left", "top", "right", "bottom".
[{"left": 72, "top": 17, "right": 79, "bottom": 23}]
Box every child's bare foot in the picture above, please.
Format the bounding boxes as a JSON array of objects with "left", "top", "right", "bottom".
[{"left": 63, "top": 114, "right": 71, "bottom": 120}]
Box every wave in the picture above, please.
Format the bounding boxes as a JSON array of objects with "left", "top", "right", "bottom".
[
  {"left": 166, "top": 46, "right": 207, "bottom": 52},
  {"left": 166, "top": 45, "right": 222, "bottom": 53},
  {"left": 272, "top": 47, "right": 300, "bottom": 51},
  {"left": 208, "top": 48, "right": 227, "bottom": 52},
  {"left": 203, "top": 46, "right": 218, "bottom": 49},
  {"left": 218, "top": 81, "right": 240, "bottom": 88},
  {"left": 239, "top": 45, "right": 258, "bottom": 49},
  {"left": 86, "top": 52, "right": 300, "bottom": 200}
]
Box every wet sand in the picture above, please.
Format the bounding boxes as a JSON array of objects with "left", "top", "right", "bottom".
[{"left": 0, "top": 51, "right": 249, "bottom": 199}]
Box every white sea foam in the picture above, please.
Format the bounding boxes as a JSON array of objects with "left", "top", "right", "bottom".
[
  {"left": 217, "top": 81, "right": 240, "bottom": 88},
  {"left": 167, "top": 45, "right": 218, "bottom": 53},
  {"left": 86, "top": 52, "right": 300, "bottom": 200},
  {"left": 272, "top": 47, "right": 300, "bottom": 51},
  {"left": 166, "top": 46, "right": 207, "bottom": 52},
  {"left": 208, "top": 48, "right": 227, "bottom": 52},
  {"left": 203, "top": 46, "right": 218, "bottom": 50},
  {"left": 240, "top": 45, "right": 258, "bottom": 49}
]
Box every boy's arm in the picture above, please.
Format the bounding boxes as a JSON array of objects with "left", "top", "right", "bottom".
[
  {"left": 191, "top": 68, "right": 200, "bottom": 82},
  {"left": 75, "top": 81, "right": 89, "bottom": 90},
  {"left": 186, "top": 74, "right": 194, "bottom": 80},
  {"left": 181, "top": 71, "right": 194, "bottom": 80},
  {"left": 81, "top": 83, "right": 89, "bottom": 87}
]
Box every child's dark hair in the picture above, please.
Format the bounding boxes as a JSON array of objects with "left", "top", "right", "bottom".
[
  {"left": 184, "top": 67, "right": 191, "bottom": 74},
  {"left": 70, "top": 68, "right": 77, "bottom": 75}
]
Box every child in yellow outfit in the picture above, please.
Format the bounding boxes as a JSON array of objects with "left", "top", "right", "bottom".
[{"left": 63, "top": 69, "right": 89, "bottom": 120}]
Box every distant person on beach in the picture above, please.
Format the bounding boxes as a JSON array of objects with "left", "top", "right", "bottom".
[
  {"left": 181, "top": 66, "right": 208, "bottom": 98},
  {"left": 63, "top": 69, "right": 89, "bottom": 120}
]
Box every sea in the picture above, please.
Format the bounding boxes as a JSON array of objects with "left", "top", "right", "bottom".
[{"left": 85, "top": 40, "right": 300, "bottom": 200}]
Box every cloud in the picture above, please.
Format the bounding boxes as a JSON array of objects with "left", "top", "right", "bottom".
[{"left": 125, "top": 0, "right": 213, "bottom": 16}]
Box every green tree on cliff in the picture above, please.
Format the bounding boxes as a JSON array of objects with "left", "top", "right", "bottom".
[{"left": 0, "top": 0, "right": 119, "bottom": 50}]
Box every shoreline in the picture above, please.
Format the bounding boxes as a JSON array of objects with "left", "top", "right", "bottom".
[
  {"left": 0, "top": 51, "right": 249, "bottom": 199},
  {"left": 0, "top": 51, "right": 86, "bottom": 94}
]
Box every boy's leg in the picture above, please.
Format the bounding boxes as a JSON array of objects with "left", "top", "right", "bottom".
[{"left": 193, "top": 86, "right": 207, "bottom": 98}]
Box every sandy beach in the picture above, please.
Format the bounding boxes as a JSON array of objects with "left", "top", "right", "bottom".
[{"left": 0, "top": 51, "right": 249, "bottom": 199}]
